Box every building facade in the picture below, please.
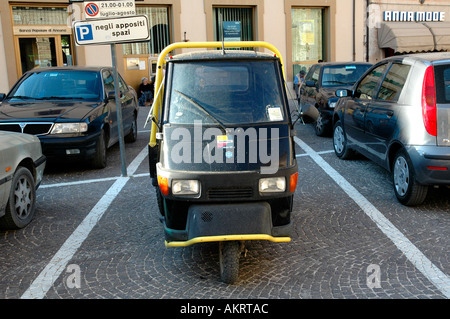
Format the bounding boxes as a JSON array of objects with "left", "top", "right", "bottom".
[{"left": 0, "top": 0, "right": 449, "bottom": 93}]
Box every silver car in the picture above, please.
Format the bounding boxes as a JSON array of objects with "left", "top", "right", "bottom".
[
  {"left": 333, "top": 52, "right": 450, "bottom": 206},
  {"left": 0, "top": 131, "right": 46, "bottom": 229}
]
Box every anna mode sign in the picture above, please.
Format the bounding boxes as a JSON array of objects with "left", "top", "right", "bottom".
[{"left": 384, "top": 11, "right": 445, "bottom": 22}]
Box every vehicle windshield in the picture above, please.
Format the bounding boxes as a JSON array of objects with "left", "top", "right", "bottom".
[
  {"left": 8, "top": 70, "right": 101, "bottom": 102},
  {"left": 168, "top": 60, "right": 285, "bottom": 125},
  {"left": 321, "top": 64, "right": 371, "bottom": 87}
]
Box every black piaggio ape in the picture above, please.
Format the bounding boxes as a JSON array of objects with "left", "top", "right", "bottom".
[{"left": 146, "top": 41, "right": 317, "bottom": 284}]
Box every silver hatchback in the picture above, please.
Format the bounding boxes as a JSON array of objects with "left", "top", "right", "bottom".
[{"left": 333, "top": 52, "right": 450, "bottom": 206}]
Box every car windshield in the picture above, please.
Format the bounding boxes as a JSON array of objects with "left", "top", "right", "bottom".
[
  {"left": 168, "top": 60, "right": 285, "bottom": 125},
  {"left": 8, "top": 70, "right": 101, "bottom": 102},
  {"left": 321, "top": 64, "right": 371, "bottom": 87}
]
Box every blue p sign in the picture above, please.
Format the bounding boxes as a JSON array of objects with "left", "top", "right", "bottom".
[{"left": 76, "top": 25, "right": 93, "bottom": 41}]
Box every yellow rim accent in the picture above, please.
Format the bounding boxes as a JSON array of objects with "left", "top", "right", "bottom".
[
  {"left": 149, "top": 41, "right": 286, "bottom": 147},
  {"left": 165, "top": 234, "right": 291, "bottom": 247}
]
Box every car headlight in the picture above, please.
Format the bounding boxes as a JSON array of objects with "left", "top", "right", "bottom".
[
  {"left": 259, "top": 177, "right": 286, "bottom": 193},
  {"left": 51, "top": 123, "right": 88, "bottom": 134},
  {"left": 172, "top": 180, "right": 200, "bottom": 195}
]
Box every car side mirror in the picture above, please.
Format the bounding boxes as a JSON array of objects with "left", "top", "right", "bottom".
[
  {"left": 0, "top": 93, "right": 6, "bottom": 101},
  {"left": 107, "top": 91, "right": 122, "bottom": 100},
  {"left": 336, "top": 89, "right": 351, "bottom": 98},
  {"left": 305, "top": 80, "right": 316, "bottom": 88}
]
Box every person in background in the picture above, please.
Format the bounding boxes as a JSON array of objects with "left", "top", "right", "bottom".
[
  {"left": 138, "top": 77, "right": 153, "bottom": 106},
  {"left": 294, "top": 70, "right": 306, "bottom": 99}
]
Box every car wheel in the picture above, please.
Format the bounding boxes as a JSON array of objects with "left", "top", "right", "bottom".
[
  {"left": 392, "top": 149, "right": 428, "bottom": 206},
  {"left": 314, "top": 112, "right": 327, "bottom": 136},
  {"left": 92, "top": 129, "right": 107, "bottom": 169},
  {"left": 333, "top": 120, "right": 353, "bottom": 159},
  {"left": 0, "top": 167, "right": 36, "bottom": 230},
  {"left": 219, "top": 241, "right": 241, "bottom": 284},
  {"left": 125, "top": 115, "right": 137, "bottom": 143}
]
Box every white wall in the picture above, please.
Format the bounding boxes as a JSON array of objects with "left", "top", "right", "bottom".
[{"left": 0, "top": 15, "right": 9, "bottom": 93}]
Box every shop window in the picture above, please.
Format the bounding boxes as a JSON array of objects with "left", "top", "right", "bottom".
[
  {"left": 291, "top": 8, "right": 324, "bottom": 77},
  {"left": 213, "top": 7, "right": 254, "bottom": 42},
  {"left": 123, "top": 6, "right": 170, "bottom": 55},
  {"left": 12, "top": 6, "right": 68, "bottom": 25}
]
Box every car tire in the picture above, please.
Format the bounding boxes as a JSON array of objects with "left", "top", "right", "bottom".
[
  {"left": 125, "top": 115, "right": 137, "bottom": 143},
  {"left": 156, "top": 186, "right": 165, "bottom": 216},
  {"left": 392, "top": 149, "right": 428, "bottom": 206},
  {"left": 219, "top": 241, "right": 241, "bottom": 284},
  {"left": 333, "top": 120, "right": 354, "bottom": 159},
  {"left": 314, "top": 112, "right": 328, "bottom": 136},
  {"left": 92, "top": 129, "right": 107, "bottom": 169},
  {"left": 0, "top": 166, "right": 36, "bottom": 230}
]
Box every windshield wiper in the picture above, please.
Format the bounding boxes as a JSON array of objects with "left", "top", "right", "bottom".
[
  {"left": 36, "top": 96, "right": 76, "bottom": 100},
  {"left": 10, "top": 95, "right": 34, "bottom": 100},
  {"left": 174, "top": 90, "right": 226, "bottom": 132}
]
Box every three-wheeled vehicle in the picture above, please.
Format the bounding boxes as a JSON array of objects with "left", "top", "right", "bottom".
[{"left": 147, "top": 41, "right": 309, "bottom": 284}]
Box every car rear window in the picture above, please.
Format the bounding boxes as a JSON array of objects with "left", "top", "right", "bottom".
[
  {"left": 321, "top": 64, "right": 371, "bottom": 87},
  {"left": 434, "top": 64, "right": 450, "bottom": 103},
  {"left": 377, "top": 63, "right": 411, "bottom": 102}
]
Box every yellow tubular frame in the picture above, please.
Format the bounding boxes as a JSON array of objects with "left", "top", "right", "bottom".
[
  {"left": 148, "top": 41, "right": 286, "bottom": 147},
  {"left": 165, "top": 234, "right": 291, "bottom": 248}
]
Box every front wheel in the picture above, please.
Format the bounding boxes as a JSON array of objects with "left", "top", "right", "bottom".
[
  {"left": 392, "top": 149, "right": 428, "bottom": 206},
  {"left": 0, "top": 167, "right": 36, "bottom": 230},
  {"left": 333, "top": 120, "right": 353, "bottom": 159},
  {"left": 219, "top": 241, "right": 241, "bottom": 284},
  {"left": 92, "top": 129, "right": 107, "bottom": 169}
]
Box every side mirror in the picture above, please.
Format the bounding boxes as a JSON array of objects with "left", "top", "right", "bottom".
[
  {"left": 107, "top": 91, "right": 122, "bottom": 100},
  {"left": 336, "top": 89, "right": 351, "bottom": 98},
  {"left": 305, "top": 80, "right": 316, "bottom": 88},
  {"left": 0, "top": 93, "right": 6, "bottom": 101}
]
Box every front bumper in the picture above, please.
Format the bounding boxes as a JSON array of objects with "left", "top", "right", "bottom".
[
  {"left": 406, "top": 145, "right": 450, "bottom": 185},
  {"left": 39, "top": 131, "right": 101, "bottom": 160},
  {"left": 164, "top": 201, "right": 291, "bottom": 247}
]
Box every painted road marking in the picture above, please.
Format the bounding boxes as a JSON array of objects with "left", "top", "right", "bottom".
[
  {"left": 294, "top": 136, "right": 450, "bottom": 298},
  {"left": 21, "top": 146, "right": 148, "bottom": 299}
]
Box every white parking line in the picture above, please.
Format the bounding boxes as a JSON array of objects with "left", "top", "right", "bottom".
[
  {"left": 21, "top": 146, "right": 148, "bottom": 299},
  {"left": 294, "top": 136, "right": 450, "bottom": 298}
]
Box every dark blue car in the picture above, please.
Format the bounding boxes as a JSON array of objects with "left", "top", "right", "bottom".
[{"left": 0, "top": 67, "right": 139, "bottom": 168}]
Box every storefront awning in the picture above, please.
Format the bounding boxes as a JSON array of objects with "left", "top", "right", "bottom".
[
  {"left": 378, "top": 22, "right": 434, "bottom": 53},
  {"left": 425, "top": 22, "right": 450, "bottom": 51},
  {"left": 378, "top": 22, "right": 450, "bottom": 53}
]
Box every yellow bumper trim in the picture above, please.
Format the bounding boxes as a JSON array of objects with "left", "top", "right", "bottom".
[{"left": 165, "top": 234, "right": 291, "bottom": 247}]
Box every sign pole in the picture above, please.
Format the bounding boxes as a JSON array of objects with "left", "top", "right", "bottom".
[{"left": 111, "top": 43, "right": 128, "bottom": 177}]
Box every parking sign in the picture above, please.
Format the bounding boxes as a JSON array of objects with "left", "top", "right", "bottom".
[
  {"left": 75, "top": 24, "right": 94, "bottom": 41},
  {"left": 73, "top": 15, "right": 149, "bottom": 45}
]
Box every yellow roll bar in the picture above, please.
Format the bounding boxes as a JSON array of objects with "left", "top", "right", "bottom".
[{"left": 148, "top": 41, "right": 286, "bottom": 147}]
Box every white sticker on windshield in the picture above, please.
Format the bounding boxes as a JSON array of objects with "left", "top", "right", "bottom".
[{"left": 268, "top": 107, "right": 283, "bottom": 121}]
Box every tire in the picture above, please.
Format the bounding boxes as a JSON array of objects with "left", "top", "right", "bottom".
[
  {"left": 392, "top": 149, "right": 428, "bottom": 206},
  {"left": 314, "top": 112, "right": 327, "bottom": 136},
  {"left": 92, "top": 129, "right": 107, "bottom": 169},
  {"left": 0, "top": 167, "right": 36, "bottom": 230},
  {"left": 156, "top": 187, "right": 165, "bottom": 216},
  {"left": 219, "top": 241, "right": 241, "bottom": 284},
  {"left": 125, "top": 116, "right": 137, "bottom": 143},
  {"left": 333, "top": 120, "right": 354, "bottom": 159}
]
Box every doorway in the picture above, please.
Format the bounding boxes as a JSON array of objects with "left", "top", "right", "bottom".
[{"left": 16, "top": 35, "right": 74, "bottom": 75}]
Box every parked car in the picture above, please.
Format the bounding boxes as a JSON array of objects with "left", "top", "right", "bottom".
[
  {"left": 332, "top": 52, "right": 450, "bottom": 206},
  {"left": 0, "top": 67, "right": 139, "bottom": 168},
  {"left": 0, "top": 131, "right": 46, "bottom": 229},
  {"left": 299, "top": 62, "right": 372, "bottom": 136}
]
